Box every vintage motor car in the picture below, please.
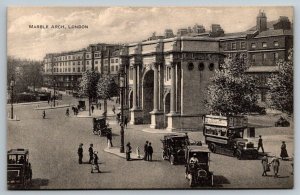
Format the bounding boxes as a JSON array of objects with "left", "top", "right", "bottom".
[
  {"left": 185, "top": 145, "right": 213, "bottom": 187},
  {"left": 7, "top": 149, "right": 32, "bottom": 188},
  {"left": 275, "top": 116, "right": 290, "bottom": 127},
  {"left": 161, "top": 134, "right": 189, "bottom": 165},
  {"left": 92, "top": 117, "right": 112, "bottom": 136},
  {"left": 203, "top": 115, "right": 258, "bottom": 160}
]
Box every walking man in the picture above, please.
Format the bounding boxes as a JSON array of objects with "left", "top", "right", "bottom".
[
  {"left": 42, "top": 110, "right": 46, "bottom": 119},
  {"left": 126, "top": 142, "right": 132, "bottom": 161},
  {"left": 66, "top": 108, "right": 69, "bottom": 117},
  {"left": 147, "top": 142, "right": 153, "bottom": 161},
  {"left": 91, "top": 151, "right": 101, "bottom": 173},
  {"left": 106, "top": 131, "right": 113, "bottom": 148},
  {"left": 78, "top": 143, "right": 83, "bottom": 164},
  {"left": 144, "top": 141, "right": 149, "bottom": 161},
  {"left": 124, "top": 116, "right": 128, "bottom": 128},
  {"left": 91, "top": 105, "right": 94, "bottom": 114},
  {"left": 88, "top": 144, "right": 94, "bottom": 164},
  {"left": 257, "top": 135, "right": 265, "bottom": 153}
]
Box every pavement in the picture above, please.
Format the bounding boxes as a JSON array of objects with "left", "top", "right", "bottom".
[
  {"left": 34, "top": 104, "right": 69, "bottom": 110},
  {"left": 103, "top": 147, "right": 143, "bottom": 160}
]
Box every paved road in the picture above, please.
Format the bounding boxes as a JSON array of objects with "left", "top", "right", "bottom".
[{"left": 7, "top": 96, "right": 294, "bottom": 189}]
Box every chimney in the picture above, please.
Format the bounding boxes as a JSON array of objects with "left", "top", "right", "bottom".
[
  {"left": 209, "top": 24, "right": 224, "bottom": 37},
  {"left": 257, "top": 10, "right": 267, "bottom": 32}
]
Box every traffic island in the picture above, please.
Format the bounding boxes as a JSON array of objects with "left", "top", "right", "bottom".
[{"left": 104, "top": 147, "right": 143, "bottom": 160}]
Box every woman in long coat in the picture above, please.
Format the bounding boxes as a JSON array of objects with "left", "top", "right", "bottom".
[{"left": 280, "top": 141, "right": 289, "bottom": 160}]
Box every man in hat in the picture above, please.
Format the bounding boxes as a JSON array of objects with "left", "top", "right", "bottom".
[
  {"left": 261, "top": 155, "right": 269, "bottom": 176},
  {"left": 147, "top": 142, "right": 153, "bottom": 161},
  {"left": 257, "top": 135, "right": 264, "bottom": 153},
  {"left": 144, "top": 141, "right": 149, "bottom": 161},
  {"left": 189, "top": 153, "right": 199, "bottom": 164},
  {"left": 78, "top": 143, "right": 83, "bottom": 164},
  {"left": 270, "top": 156, "right": 280, "bottom": 178},
  {"left": 88, "top": 144, "right": 94, "bottom": 164},
  {"left": 280, "top": 141, "right": 289, "bottom": 160}
]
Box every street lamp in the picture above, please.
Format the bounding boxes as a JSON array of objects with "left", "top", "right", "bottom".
[
  {"left": 53, "top": 77, "right": 56, "bottom": 107},
  {"left": 10, "top": 79, "right": 15, "bottom": 119},
  {"left": 119, "top": 74, "right": 125, "bottom": 153}
]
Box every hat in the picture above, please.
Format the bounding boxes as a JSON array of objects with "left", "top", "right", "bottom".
[
  {"left": 90, "top": 144, "right": 93, "bottom": 146},
  {"left": 79, "top": 143, "right": 83, "bottom": 146},
  {"left": 94, "top": 151, "right": 98, "bottom": 154},
  {"left": 259, "top": 135, "right": 262, "bottom": 137},
  {"left": 282, "top": 141, "right": 285, "bottom": 143}
]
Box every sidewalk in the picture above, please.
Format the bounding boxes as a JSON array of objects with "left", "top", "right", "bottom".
[
  {"left": 103, "top": 147, "right": 143, "bottom": 160},
  {"left": 74, "top": 109, "right": 116, "bottom": 118},
  {"left": 34, "top": 104, "right": 69, "bottom": 110},
  {"left": 142, "top": 127, "right": 175, "bottom": 134}
]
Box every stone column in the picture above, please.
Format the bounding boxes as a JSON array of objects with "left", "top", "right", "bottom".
[
  {"left": 153, "top": 63, "right": 159, "bottom": 112},
  {"left": 150, "top": 63, "right": 164, "bottom": 129},
  {"left": 132, "top": 64, "right": 137, "bottom": 110},
  {"left": 170, "top": 62, "right": 176, "bottom": 114}
]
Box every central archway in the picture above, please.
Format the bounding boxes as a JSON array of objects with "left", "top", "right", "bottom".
[{"left": 142, "top": 70, "right": 154, "bottom": 124}]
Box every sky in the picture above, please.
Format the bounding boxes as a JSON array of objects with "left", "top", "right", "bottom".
[{"left": 7, "top": 6, "right": 293, "bottom": 60}]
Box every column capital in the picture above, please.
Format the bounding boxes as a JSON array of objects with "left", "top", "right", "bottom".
[
  {"left": 170, "top": 61, "right": 179, "bottom": 68},
  {"left": 152, "top": 62, "right": 162, "bottom": 69}
]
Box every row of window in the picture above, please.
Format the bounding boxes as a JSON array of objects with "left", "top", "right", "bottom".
[
  {"left": 250, "top": 52, "right": 279, "bottom": 62},
  {"left": 251, "top": 41, "right": 279, "bottom": 49}
]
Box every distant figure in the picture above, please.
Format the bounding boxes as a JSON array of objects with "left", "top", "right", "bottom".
[
  {"left": 116, "top": 113, "right": 121, "bottom": 123},
  {"left": 136, "top": 146, "right": 141, "bottom": 159},
  {"left": 126, "top": 142, "right": 132, "bottom": 161},
  {"left": 66, "top": 108, "right": 69, "bottom": 116},
  {"left": 189, "top": 153, "right": 199, "bottom": 164},
  {"left": 144, "top": 141, "right": 149, "bottom": 161},
  {"left": 147, "top": 142, "right": 153, "bottom": 161},
  {"left": 99, "top": 102, "right": 101, "bottom": 110},
  {"left": 261, "top": 155, "right": 269, "bottom": 176},
  {"left": 91, "top": 105, "right": 94, "bottom": 113},
  {"left": 42, "top": 110, "right": 46, "bottom": 119},
  {"left": 78, "top": 143, "right": 83, "bottom": 164},
  {"left": 257, "top": 135, "right": 264, "bottom": 153},
  {"left": 270, "top": 156, "right": 280, "bottom": 177},
  {"left": 106, "top": 131, "right": 113, "bottom": 148},
  {"left": 91, "top": 151, "right": 101, "bottom": 173},
  {"left": 72, "top": 106, "right": 75, "bottom": 115},
  {"left": 112, "top": 105, "right": 116, "bottom": 114},
  {"left": 124, "top": 116, "right": 128, "bottom": 128},
  {"left": 280, "top": 141, "right": 289, "bottom": 160},
  {"left": 88, "top": 144, "right": 94, "bottom": 164}
]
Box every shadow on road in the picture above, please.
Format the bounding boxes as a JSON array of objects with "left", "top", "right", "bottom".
[{"left": 212, "top": 175, "right": 230, "bottom": 187}]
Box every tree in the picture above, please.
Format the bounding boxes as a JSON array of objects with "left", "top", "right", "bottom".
[
  {"left": 97, "top": 74, "right": 119, "bottom": 118},
  {"left": 268, "top": 49, "right": 293, "bottom": 115},
  {"left": 206, "top": 54, "right": 259, "bottom": 115},
  {"left": 22, "top": 61, "right": 43, "bottom": 92},
  {"left": 79, "top": 70, "right": 100, "bottom": 116}
]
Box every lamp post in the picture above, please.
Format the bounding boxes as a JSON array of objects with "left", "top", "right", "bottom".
[
  {"left": 53, "top": 77, "right": 56, "bottom": 107},
  {"left": 119, "top": 74, "right": 125, "bottom": 153},
  {"left": 10, "top": 79, "right": 15, "bottom": 119}
]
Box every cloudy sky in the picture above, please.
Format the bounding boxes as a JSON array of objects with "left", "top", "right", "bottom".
[{"left": 7, "top": 7, "right": 293, "bottom": 60}]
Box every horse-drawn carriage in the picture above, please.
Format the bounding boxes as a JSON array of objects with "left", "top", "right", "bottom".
[{"left": 92, "top": 117, "right": 112, "bottom": 136}]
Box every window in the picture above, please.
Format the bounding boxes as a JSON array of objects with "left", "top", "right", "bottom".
[
  {"left": 86, "top": 54, "right": 90, "bottom": 58},
  {"left": 274, "top": 41, "right": 279, "bottom": 47},
  {"left": 262, "top": 42, "right": 267, "bottom": 48},
  {"left": 198, "top": 62, "right": 205, "bottom": 71},
  {"left": 188, "top": 63, "right": 194, "bottom": 70},
  {"left": 241, "top": 42, "right": 246, "bottom": 49},
  {"left": 251, "top": 43, "right": 256, "bottom": 49},
  {"left": 263, "top": 53, "right": 267, "bottom": 61},
  {"left": 104, "top": 59, "right": 108, "bottom": 64},
  {"left": 78, "top": 67, "right": 80, "bottom": 72},
  {"left": 73, "top": 68, "right": 75, "bottom": 72},
  {"left": 231, "top": 42, "right": 236, "bottom": 50},
  {"left": 130, "top": 67, "right": 133, "bottom": 80},
  {"left": 78, "top": 61, "right": 81, "bottom": 65},
  {"left": 115, "top": 59, "right": 119, "bottom": 63},
  {"left": 223, "top": 43, "right": 228, "bottom": 50},
  {"left": 209, "top": 63, "right": 214, "bottom": 71},
  {"left": 95, "top": 61, "right": 98, "bottom": 64},
  {"left": 251, "top": 54, "right": 256, "bottom": 62},
  {"left": 111, "top": 59, "right": 114, "bottom": 63},
  {"left": 273, "top": 53, "right": 279, "bottom": 60},
  {"left": 111, "top": 66, "right": 114, "bottom": 71},
  {"left": 116, "top": 65, "right": 119, "bottom": 71},
  {"left": 95, "top": 67, "right": 98, "bottom": 71},
  {"left": 68, "top": 68, "right": 71, "bottom": 72},
  {"left": 73, "top": 62, "right": 75, "bottom": 65},
  {"left": 86, "top": 61, "right": 89, "bottom": 65}
]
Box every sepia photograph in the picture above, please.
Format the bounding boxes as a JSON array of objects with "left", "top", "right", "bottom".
[{"left": 6, "top": 6, "right": 294, "bottom": 189}]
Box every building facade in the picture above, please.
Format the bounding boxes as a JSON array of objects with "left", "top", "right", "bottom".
[{"left": 42, "top": 11, "right": 293, "bottom": 131}]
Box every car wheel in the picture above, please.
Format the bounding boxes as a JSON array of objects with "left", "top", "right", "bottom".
[
  {"left": 210, "top": 143, "right": 216, "bottom": 153},
  {"left": 236, "top": 150, "right": 242, "bottom": 160},
  {"left": 170, "top": 155, "right": 175, "bottom": 165}
]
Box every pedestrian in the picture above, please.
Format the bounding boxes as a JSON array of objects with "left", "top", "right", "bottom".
[
  {"left": 116, "top": 113, "right": 121, "bottom": 124},
  {"left": 47, "top": 97, "right": 50, "bottom": 104},
  {"left": 78, "top": 143, "right": 83, "bottom": 164},
  {"left": 126, "top": 142, "right": 132, "bottom": 161},
  {"left": 144, "top": 141, "right": 149, "bottom": 161},
  {"left": 66, "top": 108, "right": 69, "bottom": 116},
  {"left": 96, "top": 103, "right": 99, "bottom": 109},
  {"left": 280, "top": 141, "right": 289, "bottom": 160},
  {"left": 42, "top": 110, "right": 46, "bottom": 119},
  {"left": 124, "top": 116, "right": 128, "bottom": 128},
  {"left": 112, "top": 105, "right": 116, "bottom": 114},
  {"left": 72, "top": 106, "right": 75, "bottom": 115},
  {"left": 257, "top": 135, "right": 264, "bottom": 153},
  {"left": 91, "top": 151, "right": 101, "bottom": 173},
  {"left": 147, "top": 142, "right": 153, "bottom": 161},
  {"left": 88, "top": 144, "right": 94, "bottom": 164},
  {"left": 261, "top": 155, "right": 269, "bottom": 176},
  {"left": 91, "top": 105, "right": 94, "bottom": 113},
  {"left": 106, "top": 131, "right": 113, "bottom": 148},
  {"left": 136, "top": 146, "right": 141, "bottom": 159},
  {"left": 270, "top": 156, "right": 280, "bottom": 178}
]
